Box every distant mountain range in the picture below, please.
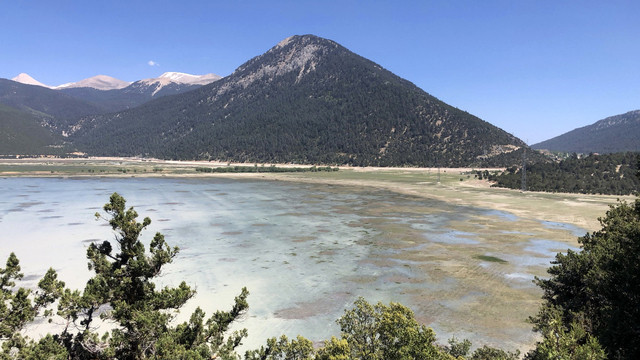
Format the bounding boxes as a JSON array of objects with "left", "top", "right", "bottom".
[
  {"left": 1, "top": 71, "right": 223, "bottom": 155},
  {"left": 7, "top": 71, "right": 223, "bottom": 113},
  {"left": 68, "top": 35, "right": 527, "bottom": 166},
  {"left": 5, "top": 37, "right": 636, "bottom": 164},
  {"left": 532, "top": 110, "right": 640, "bottom": 154},
  {"left": 57, "top": 73, "right": 222, "bottom": 112},
  {"left": 2, "top": 35, "right": 532, "bottom": 165},
  {"left": 3, "top": 34, "right": 564, "bottom": 167},
  {"left": 54, "top": 75, "right": 131, "bottom": 90},
  {"left": 10, "top": 71, "right": 221, "bottom": 91}
]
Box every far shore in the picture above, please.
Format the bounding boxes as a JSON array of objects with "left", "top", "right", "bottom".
[
  {"left": 0, "top": 156, "right": 504, "bottom": 172},
  {"left": 1, "top": 156, "right": 628, "bottom": 232}
]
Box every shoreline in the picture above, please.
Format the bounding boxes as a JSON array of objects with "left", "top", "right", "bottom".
[
  {"left": 1, "top": 156, "right": 627, "bottom": 232},
  {"left": 3, "top": 158, "right": 627, "bottom": 353}
]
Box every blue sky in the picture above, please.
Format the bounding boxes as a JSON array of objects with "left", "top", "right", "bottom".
[{"left": 2, "top": 0, "right": 639, "bottom": 144}]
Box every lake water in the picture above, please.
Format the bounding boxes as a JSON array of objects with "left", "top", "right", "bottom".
[{"left": 0, "top": 177, "right": 585, "bottom": 350}]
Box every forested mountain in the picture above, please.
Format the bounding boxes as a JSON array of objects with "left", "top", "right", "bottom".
[
  {"left": 57, "top": 73, "right": 221, "bottom": 112},
  {"left": 0, "top": 103, "right": 63, "bottom": 155},
  {"left": 57, "top": 82, "right": 201, "bottom": 113},
  {"left": 532, "top": 110, "right": 640, "bottom": 153},
  {"left": 0, "top": 71, "right": 224, "bottom": 150},
  {"left": 488, "top": 152, "right": 639, "bottom": 195},
  {"left": 0, "top": 79, "right": 104, "bottom": 132},
  {"left": 70, "top": 35, "right": 527, "bottom": 166}
]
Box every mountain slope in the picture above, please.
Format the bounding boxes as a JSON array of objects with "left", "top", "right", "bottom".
[
  {"left": 126, "top": 72, "right": 222, "bottom": 97},
  {"left": 55, "top": 75, "right": 130, "bottom": 90},
  {"left": 57, "top": 72, "right": 221, "bottom": 113},
  {"left": 0, "top": 78, "right": 106, "bottom": 131},
  {"left": 532, "top": 110, "right": 640, "bottom": 153},
  {"left": 155, "top": 72, "right": 222, "bottom": 85},
  {"left": 0, "top": 103, "right": 63, "bottom": 155},
  {"left": 11, "top": 73, "right": 51, "bottom": 88},
  {"left": 71, "top": 35, "right": 527, "bottom": 166}
]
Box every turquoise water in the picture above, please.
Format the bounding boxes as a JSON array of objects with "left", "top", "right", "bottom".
[{"left": 0, "top": 177, "right": 588, "bottom": 349}]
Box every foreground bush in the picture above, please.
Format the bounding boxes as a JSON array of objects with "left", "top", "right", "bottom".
[
  {"left": 528, "top": 197, "right": 640, "bottom": 359},
  {"left": 1, "top": 193, "right": 248, "bottom": 359}
]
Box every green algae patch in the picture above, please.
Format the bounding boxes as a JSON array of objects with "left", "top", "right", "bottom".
[{"left": 474, "top": 255, "right": 508, "bottom": 263}]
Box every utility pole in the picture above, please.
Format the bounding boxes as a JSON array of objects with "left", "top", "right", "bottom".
[
  {"left": 436, "top": 154, "right": 440, "bottom": 184},
  {"left": 521, "top": 147, "right": 527, "bottom": 192}
]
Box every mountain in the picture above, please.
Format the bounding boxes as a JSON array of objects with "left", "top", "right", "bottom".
[
  {"left": 0, "top": 78, "right": 106, "bottom": 132},
  {"left": 125, "top": 72, "right": 222, "bottom": 97},
  {"left": 0, "top": 103, "right": 63, "bottom": 155},
  {"left": 532, "top": 110, "right": 640, "bottom": 153},
  {"left": 11, "top": 73, "right": 51, "bottom": 88},
  {"left": 70, "top": 35, "right": 527, "bottom": 166},
  {"left": 155, "top": 72, "right": 222, "bottom": 85},
  {"left": 54, "top": 75, "right": 130, "bottom": 90},
  {"left": 57, "top": 72, "right": 222, "bottom": 112},
  {"left": 1, "top": 71, "right": 222, "bottom": 140}
]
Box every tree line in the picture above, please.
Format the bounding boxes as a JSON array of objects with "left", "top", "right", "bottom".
[
  {"left": 195, "top": 165, "right": 339, "bottom": 173},
  {"left": 486, "top": 152, "right": 639, "bottom": 195}
]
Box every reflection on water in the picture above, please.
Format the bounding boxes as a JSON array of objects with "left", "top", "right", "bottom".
[
  {"left": 525, "top": 239, "right": 580, "bottom": 257},
  {"left": 0, "top": 177, "right": 587, "bottom": 350},
  {"left": 540, "top": 220, "right": 587, "bottom": 237},
  {"left": 427, "top": 230, "right": 479, "bottom": 245},
  {"left": 482, "top": 209, "right": 519, "bottom": 222}
]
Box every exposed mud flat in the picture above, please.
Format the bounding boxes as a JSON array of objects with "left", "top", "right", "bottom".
[{"left": 0, "top": 175, "right": 605, "bottom": 352}]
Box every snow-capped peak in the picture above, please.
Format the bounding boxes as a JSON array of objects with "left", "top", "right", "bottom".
[
  {"left": 9, "top": 71, "right": 221, "bottom": 95},
  {"left": 134, "top": 72, "right": 222, "bottom": 96},
  {"left": 11, "top": 73, "right": 51, "bottom": 88},
  {"left": 53, "top": 75, "right": 131, "bottom": 90},
  {"left": 159, "top": 72, "right": 196, "bottom": 82},
  {"left": 158, "top": 72, "right": 222, "bottom": 85}
]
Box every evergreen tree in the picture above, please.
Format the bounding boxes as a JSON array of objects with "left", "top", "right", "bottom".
[
  {"left": 489, "top": 152, "right": 640, "bottom": 195},
  {"left": 0, "top": 255, "right": 66, "bottom": 357},
  {"left": 529, "top": 196, "right": 640, "bottom": 359},
  {"left": 1, "top": 193, "right": 249, "bottom": 359}
]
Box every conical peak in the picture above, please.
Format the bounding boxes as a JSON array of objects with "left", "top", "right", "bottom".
[
  {"left": 11, "top": 73, "right": 51, "bottom": 88},
  {"left": 274, "top": 34, "right": 338, "bottom": 50}
]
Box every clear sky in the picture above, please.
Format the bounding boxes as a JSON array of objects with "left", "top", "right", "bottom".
[{"left": 2, "top": 0, "right": 638, "bottom": 144}]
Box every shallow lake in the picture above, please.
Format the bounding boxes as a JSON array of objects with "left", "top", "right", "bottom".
[{"left": 0, "top": 177, "right": 584, "bottom": 350}]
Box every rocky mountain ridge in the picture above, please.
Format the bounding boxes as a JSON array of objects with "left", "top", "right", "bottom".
[
  {"left": 532, "top": 110, "right": 640, "bottom": 153},
  {"left": 9, "top": 71, "right": 221, "bottom": 91},
  {"left": 2, "top": 71, "right": 224, "bottom": 114},
  {"left": 54, "top": 75, "right": 131, "bottom": 90},
  {"left": 70, "top": 34, "right": 528, "bottom": 167}
]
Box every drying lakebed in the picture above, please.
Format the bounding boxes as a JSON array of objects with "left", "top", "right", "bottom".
[{"left": 0, "top": 175, "right": 599, "bottom": 351}]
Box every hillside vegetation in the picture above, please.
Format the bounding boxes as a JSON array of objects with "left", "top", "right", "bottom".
[
  {"left": 58, "top": 81, "right": 203, "bottom": 113},
  {"left": 0, "top": 104, "right": 64, "bottom": 155},
  {"left": 0, "top": 79, "right": 104, "bottom": 132},
  {"left": 532, "top": 110, "right": 640, "bottom": 154},
  {"left": 488, "top": 152, "right": 639, "bottom": 195},
  {"left": 69, "top": 35, "right": 526, "bottom": 167}
]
